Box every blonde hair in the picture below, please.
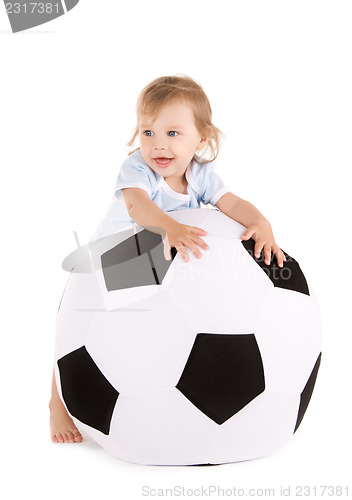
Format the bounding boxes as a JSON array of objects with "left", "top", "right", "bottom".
[{"left": 127, "top": 75, "right": 224, "bottom": 164}]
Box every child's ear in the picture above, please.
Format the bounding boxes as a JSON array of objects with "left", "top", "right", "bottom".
[{"left": 197, "top": 136, "right": 210, "bottom": 150}]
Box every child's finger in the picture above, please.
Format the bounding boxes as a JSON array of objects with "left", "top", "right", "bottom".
[
  {"left": 163, "top": 238, "right": 171, "bottom": 261},
  {"left": 188, "top": 242, "right": 203, "bottom": 259},
  {"left": 176, "top": 245, "right": 190, "bottom": 262},
  {"left": 264, "top": 244, "right": 272, "bottom": 265},
  {"left": 275, "top": 248, "right": 286, "bottom": 268},
  {"left": 254, "top": 240, "right": 264, "bottom": 259},
  {"left": 189, "top": 226, "right": 207, "bottom": 235},
  {"left": 241, "top": 228, "right": 255, "bottom": 240},
  {"left": 191, "top": 235, "right": 209, "bottom": 251}
]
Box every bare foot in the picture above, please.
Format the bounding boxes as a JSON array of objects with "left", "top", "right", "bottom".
[
  {"left": 49, "top": 397, "right": 83, "bottom": 444},
  {"left": 50, "top": 369, "right": 83, "bottom": 443}
]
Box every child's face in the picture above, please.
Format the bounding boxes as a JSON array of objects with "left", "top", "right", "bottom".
[{"left": 138, "top": 99, "right": 208, "bottom": 181}]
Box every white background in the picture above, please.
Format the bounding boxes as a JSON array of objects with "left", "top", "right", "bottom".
[{"left": 1, "top": 1, "right": 351, "bottom": 498}]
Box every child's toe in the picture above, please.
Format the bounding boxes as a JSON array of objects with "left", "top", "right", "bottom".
[
  {"left": 73, "top": 431, "right": 83, "bottom": 443},
  {"left": 56, "top": 433, "right": 64, "bottom": 443},
  {"left": 65, "top": 431, "right": 75, "bottom": 443}
]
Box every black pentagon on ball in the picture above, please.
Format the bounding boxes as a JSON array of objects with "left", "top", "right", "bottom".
[
  {"left": 101, "top": 229, "right": 177, "bottom": 291},
  {"left": 241, "top": 239, "right": 310, "bottom": 296},
  {"left": 294, "top": 353, "right": 322, "bottom": 432},
  {"left": 57, "top": 346, "right": 119, "bottom": 435},
  {"left": 176, "top": 333, "right": 265, "bottom": 425}
]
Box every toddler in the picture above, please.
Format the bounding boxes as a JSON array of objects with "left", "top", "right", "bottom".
[{"left": 50, "top": 75, "right": 285, "bottom": 443}]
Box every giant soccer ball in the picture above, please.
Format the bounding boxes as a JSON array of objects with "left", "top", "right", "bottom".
[{"left": 55, "top": 208, "right": 321, "bottom": 465}]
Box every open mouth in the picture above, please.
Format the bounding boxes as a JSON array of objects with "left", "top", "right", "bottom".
[{"left": 153, "top": 157, "right": 173, "bottom": 168}]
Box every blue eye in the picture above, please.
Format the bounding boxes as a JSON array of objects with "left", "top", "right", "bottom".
[
  {"left": 144, "top": 130, "right": 153, "bottom": 136},
  {"left": 168, "top": 131, "right": 178, "bottom": 137}
]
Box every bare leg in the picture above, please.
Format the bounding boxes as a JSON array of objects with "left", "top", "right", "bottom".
[{"left": 49, "top": 370, "right": 83, "bottom": 443}]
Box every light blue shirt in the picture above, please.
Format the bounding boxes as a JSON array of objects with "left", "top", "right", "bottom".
[{"left": 91, "top": 149, "right": 230, "bottom": 240}]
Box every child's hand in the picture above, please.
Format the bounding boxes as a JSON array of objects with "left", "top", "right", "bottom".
[
  {"left": 240, "top": 220, "right": 286, "bottom": 268},
  {"left": 163, "top": 221, "right": 209, "bottom": 262}
]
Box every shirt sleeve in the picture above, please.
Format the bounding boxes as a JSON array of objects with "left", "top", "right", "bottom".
[
  {"left": 195, "top": 162, "right": 230, "bottom": 206},
  {"left": 114, "top": 151, "right": 156, "bottom": 201}
]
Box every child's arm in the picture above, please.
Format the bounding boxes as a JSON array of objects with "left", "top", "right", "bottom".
[
  {"left": 122, "top": 188, "right": 209, "bottom": 262},
  {"left": 216, "top": 192, "right": 286, "bottom": 267}
]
